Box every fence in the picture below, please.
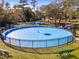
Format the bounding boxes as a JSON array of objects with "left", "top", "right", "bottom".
[{"left": 3, "top": 35, "right": 74, "bottom": 48}]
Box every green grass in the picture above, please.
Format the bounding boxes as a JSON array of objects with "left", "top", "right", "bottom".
[
  {"left": 0, "top": 39, "right": 79, "bottom": 59},
  {"left": 0, "top": 40, "right": 59, "bottom": 59},
  {"left": 1, "top": 23, "right": 79, "bottom": 59}
]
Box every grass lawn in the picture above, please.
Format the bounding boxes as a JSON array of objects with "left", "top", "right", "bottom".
[
  {"left": 0, "top": 39, "right": 59, "bottom": 59},
  {"left": 1, "top": 23, "right": 79, "bottom": 59},
  {"left": 0, "top": 38, "right": 79, "bottom": 59}
]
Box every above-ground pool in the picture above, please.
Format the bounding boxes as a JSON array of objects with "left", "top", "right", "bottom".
[{"left": 2, "top": 26, "right": 74, "bottom": 48}]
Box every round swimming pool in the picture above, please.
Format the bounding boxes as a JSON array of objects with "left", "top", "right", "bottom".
[{"left": 2, "top": 26, "right": 74, "bottom": 48}]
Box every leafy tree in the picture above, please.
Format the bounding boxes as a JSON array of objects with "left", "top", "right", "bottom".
[
  {"left": 22, "top": 8, "right": 34, "bottom": 22},
  {"left": 5, "top": 2, "right": 10, "bottom": 10},
  {"left": 0, "top": 3, "right": 4, "bottom": 13}
]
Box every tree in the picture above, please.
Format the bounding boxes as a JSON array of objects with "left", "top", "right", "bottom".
[
  {"left": 13, "top": 5, "right": 17, "bottom": 9},
  {"left": 22, "top": 8, "right": 34, "bottom": 22},
  {"left": 31, "top": 0, "right": 37, "bottom": 11},
  {"left": 0, "top": 3, "right": 4, "bottom": 13},
  {"left": 5, "top": 2, "right": 10, "bottom": 10}
]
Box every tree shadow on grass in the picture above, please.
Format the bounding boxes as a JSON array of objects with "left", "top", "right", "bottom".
[{"left": 60, "top": 54, "right": 77, "bottom": 59}]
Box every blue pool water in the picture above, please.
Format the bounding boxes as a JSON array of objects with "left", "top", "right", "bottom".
[{"left": 2, "top": 26, "right": 74, "bottom": 48}]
